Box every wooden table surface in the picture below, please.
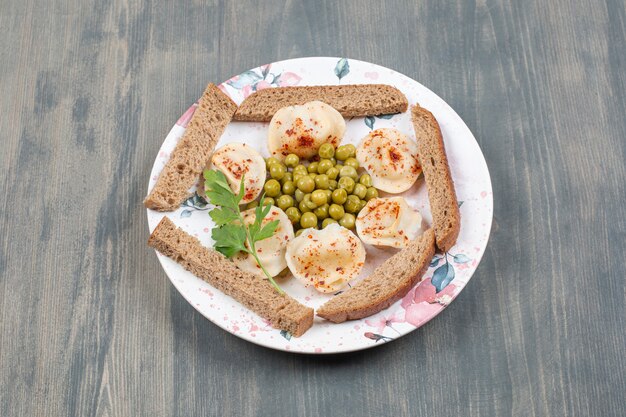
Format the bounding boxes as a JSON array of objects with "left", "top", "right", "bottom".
[{"left": 2, "top": 1, "right": 625, "bottom": 416}]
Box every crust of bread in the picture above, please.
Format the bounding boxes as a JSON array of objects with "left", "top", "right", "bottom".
[
  {"left": 144, "top": 83, "right": 237, "bottom": 211},
  {"left": 411, "top": 104, "right": 460, "bottom": 252},
  {"left": 233, "top": 84, "right": 408, "bottom": 121},
  {"left": 316, "top": 229, "right": 436, "bottom": 323},
  {"left": 148, "top": 217, "right": 314, "bottom": 337}
]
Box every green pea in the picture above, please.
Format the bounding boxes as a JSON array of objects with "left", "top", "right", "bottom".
[
  {"left": 299, "top": 200, "right": 312, "bottom": 213},
  {"left": 339, "top": 213, "right": 356, "bottom": 229},
  {"left": 303, "top": 194, "right": 318, "bottom": 210},
  {"left": 296, "top": 176, "right": 315, "bottom": 193},
  {"left": 262, "top": 197, "right": 275, "bottom": 206},
  {"left": 314, "top": 204, "right": 329, "bottom": 220},
  {"left": 329, "top": 204, "right": 345, "bottom": 220},
  {"left": 365, "top": 187, "right": 379, "bottom": 201},
  {"left": 277, "top": 195, "right": 295, "bottom": 211},
  {"left": 311, "top": 190, "right": 328, "bottom": 206},
  {"left": 344, "top": 157, "right": 360, "bottom": 170},
  {"left": 295, "top": 189, "right": 306, "bottom": 202},
  {"left": 300, "top": 212, "right": 318, "bottom": 229},
  {"left": 353, "top": 183, "right": 367, "bottom": 199},
  {"left": 335, "top": 145, "right": 352, "bottom": 161},
  {"left": 282, "top": 180, "right": 296, "bottom": 195},
  {"left": 322, "top": 218, "right": 338, "bottom": 228},
  {"left": 265, "top": 157, "right": 280, "bottom": 169},
  {"left": 284, "top": 153, "right": 300, "bottom": 168},
  {"left": 293, "top": 165, "right": 308, "bottom": 176},
  {"left": 359, "top": 174, "right": 373, "bottom": 187},
  {"left": 338, "top": 176, "right": 355, "bottom": 194},
  {"left": 344, "top": 195, "right": 361, "bottom": 213},
  {"left": 295, "top": 229, "right": 305, "bottom": 237},
  {"left": 345, "top": 144, "right": 356, "bottom": 157},
  {"left": 264, "top": 179, "right": 281, "bottom": 197},
  {"left": 314, "top": 174, "right": 330, "bottom": 190},
  {"left": 285, "top": 207, "right": 301, "bottom": 224},
  {"left": 246, "top": 201, "right": 259, "bottom": 209},
  {"left": 339, "top": 165, "right": 358, "bottom": 180},
  {"left": 329, "top": 157, "right": 337, "bottom": 166},
  {"left": 270, "top": 163, "right": 286, "bottom": 180},
  {"left": 357, "top": 199, "right": 368, "bottom": 212},
  {"left": 307, "top": 162, "right": 319, "bottom": 173},
  {"left": 281, "top": 172, "right": 293, "bottom": 185},
  {"left": 328, "top": 179, "right": 338, "bottom": 191},
  {"left": 318, "top": 143, "right": 335, "bottom": 159},
  {"left": 317, "top": 159, "right": 333, "bottom": 174},
  {"left": 324, "top": 189, "right": 333, "bottom": 202},
  {"left": 308, "top": 172, "right": 317, "bottom": 179},
  {"left": 332, "top": 188, "right": 348, "bottom": 204},
  {"left": 326, "top": 167, "right": 339, "bottom": 180}
]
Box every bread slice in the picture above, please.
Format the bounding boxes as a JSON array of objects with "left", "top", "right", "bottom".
[
  {"left": 233, "top": 84, "right": 408, "bottom": 121},
  {"left": 144, "top": 83, "right": 237, "bottom": 211},
  {"left": 148, "top": 217, "right": 314, "bottom": 337},
  {"left": 411, "top": 105, "right": 461, "bottom": 252},
  {"left": 316, "top": 229, "right": 436, "bottom": 323}
]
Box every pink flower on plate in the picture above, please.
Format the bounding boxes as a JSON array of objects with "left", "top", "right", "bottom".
[
  {"left": 241, "top": 84, "right": 253, "bottom": 98},
  {"left": 255, "top": 80, "right": 272, "bottom": 91},
  {"left": 176, "top": 103, "right": 197, "bottom": 128},
  {"left": 365, "top": 311, "right": 404, "bottom": 334},
  {"left": 404, "top": 302, "right": 442, "bottom": 328},
  {"left": 277, "top": 72, "right": 302, "bottom": 87}
]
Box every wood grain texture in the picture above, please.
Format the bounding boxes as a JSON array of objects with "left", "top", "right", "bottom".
[{"left": 1, "top": 0, "right": 625, "bottom": 416}]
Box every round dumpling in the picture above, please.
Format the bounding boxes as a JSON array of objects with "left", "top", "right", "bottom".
[
  {"left": 232, "top": 206, "right": 294, "bottom": 277},
  {"left": 268, "top": 101, "right": 345, "bottom": 160},
  {"left": 210, "top": 142, "right": 266, "bottom": 204},
  {"left": 285, "top": 223, "right": 366, "bottom": 293},
  {"left": 356, "top": 128, "right": 421, "bottom": 193},
  {"left": 356, "top": 197, "right": 423, "bottom": 248}
]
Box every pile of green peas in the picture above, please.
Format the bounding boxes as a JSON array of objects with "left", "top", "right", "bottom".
[{"left": 246, "top": 143, "right": 380, "bottom": 236}]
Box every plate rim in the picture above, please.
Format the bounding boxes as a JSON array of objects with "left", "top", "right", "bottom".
[{"left": 147, "top": 56, "right": 494, "bottom": 354}]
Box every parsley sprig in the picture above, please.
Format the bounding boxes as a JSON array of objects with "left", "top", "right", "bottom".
[{"left": 203, "top": 169, "right": 284, "bottom": 295}]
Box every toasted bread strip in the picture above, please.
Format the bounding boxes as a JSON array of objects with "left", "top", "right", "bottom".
[
  {"left": 144, "top": 84, "right": 237, "bottom": 211},
  {"left": 316, "top": 229, "right": 436, "bottom": 323},
  {"left": 233, "top": 85, "right": 408, "bottom": 122},
  {"left": 411, "top": 105, "right": 460, "bottom": 251},
  {"left": 148, "top": 217, "right": 314, "bottom": 337}
]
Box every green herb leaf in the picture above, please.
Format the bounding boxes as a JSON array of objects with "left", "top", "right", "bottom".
[
  {"left": 211, "top": 224, "right": 248, "bottom": 258},
  {"left": 209, "top": 207, "right": 239, "bottom": 226},
  {"left": 257, "top": 220, "right": 280, "bottom": 241},
  {"left": 203, "top": 169, "right": 285, "bottom": 295}
]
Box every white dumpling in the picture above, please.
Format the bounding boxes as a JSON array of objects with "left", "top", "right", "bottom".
[
  {"left": 210, "top": 142, "right": 266, "bottom": 204},
  {"left": 232, "top": 206, "right": 294, "bottom": 277},
  {"left": 268, "top": 101, "right": 345, "bottom": 160},
  {"left": 356, "top": 197, "right": 422, "bottom": 248},
  {"left": 356, "top": 128, "right": 421, "bottom": 193},
  {"left": 285, "top": 224, "right": 366, "bottom": 293}
]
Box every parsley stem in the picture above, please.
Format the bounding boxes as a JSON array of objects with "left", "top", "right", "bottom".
[{"left": 237, "top": 212, "right": 285, "bottom": 296}]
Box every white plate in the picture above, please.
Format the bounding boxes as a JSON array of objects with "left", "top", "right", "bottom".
[{"left": 147, "top": 57, "right": 493, "bottom": 354}]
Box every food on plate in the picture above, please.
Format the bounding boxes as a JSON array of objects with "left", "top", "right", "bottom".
[
  {"left": 148, "top": 217, "right": 314, "bottom": 336},
  {"left": 285, "top": 223, "right": 366, "bottom": 293},
  {"left": 267, "top": 101, "right": 345, "bottom": 160},
  {"left": 144, "top": 83, "right": 237, "bottom": 211},
  {"left": 411, "top": 104, "right": 460, "bottom": 251},
  {"left": 316, "top": 229, "right": 436, "bottom": 323},
  {"left": 204, "top": 170, "right": 286, "bottom": 294},
  {"left": 355, "top": 128, "right": 421, "bottom": 194},
  {"left": 232, "top": 206, "right": 294, "bottom": 277},
  {"left": 260, "top": 143, "right": 380, "bottom": 232},
  {"left": 355, "top": 197, "right": 422, "bottom": 248},
  {"left": 234, "top": 84, "right": 408, "bottom": 122},
  {"left": 209, "top": 143, "right": 266, "bottom": 204}
]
